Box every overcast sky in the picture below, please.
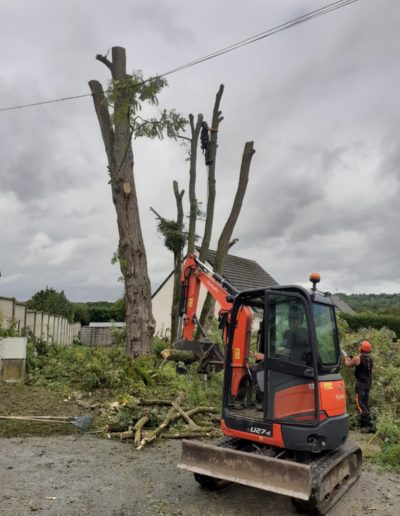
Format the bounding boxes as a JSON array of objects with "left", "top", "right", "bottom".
[{"left": 0, "top": 0, "right": 399, "bottom": 302}]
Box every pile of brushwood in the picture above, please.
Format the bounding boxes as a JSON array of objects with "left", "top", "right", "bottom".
[
  {"left": 339, "top": 316, "right": 400, "bottom": 470},
  {"left": 25, "top": 336, "right": 223, "bottom": 446},
  {"left": 105, "top": 395, "right": 220, "bottom": 449}
]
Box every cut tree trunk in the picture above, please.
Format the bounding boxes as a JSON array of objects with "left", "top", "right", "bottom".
[
  {"left": 187, "top": 113, "right": 203, "bottom": 255},
  {"left": 198, "top": 141, "right": 255, "bottom": 333},
  {"left": 160, "top": 349, "right": 197, "bottom": 363},
  {"left": 198, "top": 84, "right": 224, "bottom": 264},
  {"left": 89, "top": 46, "right": 154, "bottom": 357},
  {"left": 170, "top": 181, "right": 185, "bottom": 344}
]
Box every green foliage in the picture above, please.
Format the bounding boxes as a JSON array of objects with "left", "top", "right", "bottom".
[
  {"left": 85, "top": 301, "right": 125, "bottom": 323},
  {"left": 337, "top": 293, "right": 400, "bottom": 317},
  {"left": 113, "top": 297, "right": 126, "bottom": 321},
  {"left": 24, "top": 336, "right": 223, "bottom": 420},
  {"left": 26, "top": 342, "right": 153, "bottom": 392},
  {"left": 0, "top": 325, "right": 18, "bottom": 337},
  {"left": 339, "top": 321, "right": 400, "bottom": 470},
  {"left": 155, "top": 362, "right": 223, "bottom": 407},
  {"left": 27, "top": 287, "right": 73, "bottom": 322},
  {"left": 105, "top": 70, "right": 187, "bottom": 141},
  {"left": 111, "top": 250, "right": 128, "bottom": 281},
  {"left": 157, "top": 218, "right": 186, "bottom": 254},
  {"left": 152, "top": 336, "right": 169, "bottom": 356},
  {"left": 71, "top": 302, "right": 90, "bottom": 325},
  {"left": 341, "top": 312, "right": 400, "bottom": 337}
]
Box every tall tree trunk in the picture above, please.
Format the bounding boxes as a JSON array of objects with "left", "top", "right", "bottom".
[
  {"left": 187, "top": 114, "right": 203, "bottom": 255},
  {"left": 198, "top": 84, "right": 224, "bottom": 262},
  {"left": 89, "top": 46, "right": 154, "bottom": 357},
  {"left": 170, "top": 181, "right": 185, "bottom": 343},
  {"left": 198, "top": 141, "right": 256, "bottom": 333}
]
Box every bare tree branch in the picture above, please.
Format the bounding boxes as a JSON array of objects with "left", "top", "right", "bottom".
[
  {"left": 199, "top": 141, "right": 256, "bottom": 333},
  {"left": 88, "top": 80, "right": 115, "bottom": 171},
  {"left": 187, "top": 113, "right": 203, "bottom": 255},
  {"left": 95, "top": 54, "right": 113, "bottom": 72},
  {"left": 199, "top": 84, "right": 224, "bottom": 263}
]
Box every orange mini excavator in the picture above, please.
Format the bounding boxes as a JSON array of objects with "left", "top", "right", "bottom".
[{"left": 177, "top": 255, "right": 362, "bottom": 515}]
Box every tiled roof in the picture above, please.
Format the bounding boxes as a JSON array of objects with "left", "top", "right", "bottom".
[{"left": 205, "top": 249, "right": 278, "bottom": 291}]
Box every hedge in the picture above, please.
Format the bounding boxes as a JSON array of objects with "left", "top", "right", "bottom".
[{"left": 340, "top": 312, "right": 400, "bottom": 337}]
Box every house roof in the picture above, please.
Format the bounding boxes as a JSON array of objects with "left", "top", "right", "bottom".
[
  {"left": 205, "top": 249, "right": 278, "bottom": 291},
  {"left": 331, "top": 295, "right": 356, "bottom": 314},
  {"left": 151, "top": 250, "right": 278, "bottom": 298}
]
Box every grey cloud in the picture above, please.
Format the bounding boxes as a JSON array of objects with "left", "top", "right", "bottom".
[{"left": 1, "top": 0, "right": 399, "bottom": 301}]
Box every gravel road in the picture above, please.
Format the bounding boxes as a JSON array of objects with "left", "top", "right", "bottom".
[{"left": 1, "top": 435, "right": 399, "bottom": 516}]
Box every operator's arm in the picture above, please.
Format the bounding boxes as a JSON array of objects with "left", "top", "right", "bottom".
[
  {"left": 254, "top": 352, "right": 265, "bottom": 362},
  {"left": 343, "top": 355, "right": 360, "bottom": 368}
]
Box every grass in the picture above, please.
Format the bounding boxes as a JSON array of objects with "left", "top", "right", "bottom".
[{"left": 0, "top": 337, "right": 223, "bottom": 439}]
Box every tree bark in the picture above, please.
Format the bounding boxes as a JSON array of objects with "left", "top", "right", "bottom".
[
  {"left": 198, "top": 141, "right": 256, "bottom": 333},
  {"left": 133, "top": 415, "right": 150, "bottom": 448},
  {"left": 198, "top": 84, "right": 224, "bottom": 263},
  {"left": 187, "top": 113, "right": 203, "bottom": 255},
  {"left": 170, "top": 181, "right": 185, "bottom": 343},
  {"left": 160, "top": 349, "right": 197, "bottom": 363},
  {"left": 89, "top": 46, "right": 155, "bottom": 358}
]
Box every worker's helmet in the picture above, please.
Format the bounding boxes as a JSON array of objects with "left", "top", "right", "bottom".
[{"left": 359, "top": 340, "right": 372, "bottom": 353}]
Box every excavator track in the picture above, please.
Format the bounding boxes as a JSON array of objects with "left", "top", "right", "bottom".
[
  {"left": 291, "top": 441, "right": 362, "bottom": 515},
  {"left": 179, "top": 439, "right": 362, "bottom": 515}
]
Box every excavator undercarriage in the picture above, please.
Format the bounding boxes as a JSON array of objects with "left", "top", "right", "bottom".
[{"left": 179, "top": 438, "right": 362, "bottom": 515}]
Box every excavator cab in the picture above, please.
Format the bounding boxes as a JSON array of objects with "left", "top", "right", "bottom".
[{"left": 222, "top": 286, "right": 348, "bottom": 453}]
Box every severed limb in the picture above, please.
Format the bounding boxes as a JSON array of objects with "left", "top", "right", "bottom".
[
  {"left": 136, "top": 393, "right": 185, "bottom": 450},
  {"left": 172, "top": 402, "right": 201, "bottom": 430},
  {"left": 133, "top": 415, "right": 150, "bottom": 448}
]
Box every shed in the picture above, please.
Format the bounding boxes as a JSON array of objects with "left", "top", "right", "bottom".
[{"left": 80, "top": 322, "right": 125, "bottom": 347}]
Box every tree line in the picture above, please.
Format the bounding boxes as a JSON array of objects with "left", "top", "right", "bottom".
[
  {"left": 337, "top": 293, "right": 400, "bottom": 317},
  {"left": 27, "top": 287, "right": 125, "bottom": 326}
]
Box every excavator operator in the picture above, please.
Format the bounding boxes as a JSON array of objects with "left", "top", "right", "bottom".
[
  {"left": 253, "top": 303, "right": 312, "bottom": 406},
  {"left": 254, "top": 303, "right": 311, "bottom": 365}
]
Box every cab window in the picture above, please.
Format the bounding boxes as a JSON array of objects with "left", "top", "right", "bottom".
[{"left": 312, "top": 303, "right": 339, "bottom": 365}]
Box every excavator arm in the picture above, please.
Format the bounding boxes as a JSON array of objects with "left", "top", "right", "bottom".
[{"left": 177, "top": 255, "right": 253, "bottom": 392}]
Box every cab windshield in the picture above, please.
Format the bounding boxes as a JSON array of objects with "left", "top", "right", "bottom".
[{"left": 312, "top": 303, "right": 339, "bottom": 365}]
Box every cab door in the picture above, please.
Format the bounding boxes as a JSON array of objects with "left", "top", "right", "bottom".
[{"left": 263, "top": 291, "right": 319, "bottom": 425}]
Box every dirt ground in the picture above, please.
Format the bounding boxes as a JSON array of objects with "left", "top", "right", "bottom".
[
  {"left": 0, "top": 434, "right": 399, "bottom": 516},
  {"left": 1, "top": 384, "right": 399, "bottom": 515}
]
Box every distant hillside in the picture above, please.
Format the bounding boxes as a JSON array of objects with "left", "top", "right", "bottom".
[{"left": 336, "top": 293, "right": 400, "bottom": 316}]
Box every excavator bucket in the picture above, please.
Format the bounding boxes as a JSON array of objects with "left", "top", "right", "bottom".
[{"left": 178, "top": 440, "right": 312, "bottom": 500}]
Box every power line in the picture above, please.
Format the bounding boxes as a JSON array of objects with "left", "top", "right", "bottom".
[
  {"left": 0, "top": 0, "right": 360, "bottom": 113},
  {"left": 158, "top": 0, "right": 360, "bottom": 78}
]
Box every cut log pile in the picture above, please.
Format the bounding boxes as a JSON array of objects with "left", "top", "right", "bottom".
[{"left": 105, "top": 393, "right": 220, "bottom": 449}]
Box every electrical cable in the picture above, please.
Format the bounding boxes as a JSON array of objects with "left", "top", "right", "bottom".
[{"left": 0, "top": 0, "right": 360, "bottom": 113}]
